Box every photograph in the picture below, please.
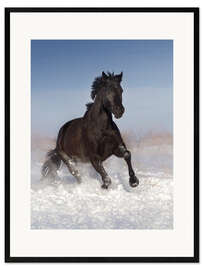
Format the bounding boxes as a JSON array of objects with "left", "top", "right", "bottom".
[
  {"left": 31, "top": 40, "right": 173, "bottom": 230},
  {"left": 5, "top": 7, "right": 198, "bottom": 262}
]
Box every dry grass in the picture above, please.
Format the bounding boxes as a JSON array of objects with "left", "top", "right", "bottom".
[
  {"left": 31, "top": 134, "right": 56, "bottom": 152},
  {"left": 121, "top": 130, "right": 172, "bottom": 149}
]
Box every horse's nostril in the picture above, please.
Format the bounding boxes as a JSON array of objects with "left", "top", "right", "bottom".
[
  {"left": 113, "top": 106, "right": 124, "bottom": 118},
  {"left": 118, "top": 107, "right": 124, "bottom": 115},
  {"left": 119, "top": 107, "right": 125, "bottom": 115}
]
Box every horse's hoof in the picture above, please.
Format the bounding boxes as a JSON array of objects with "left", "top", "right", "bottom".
[
  {"left": 101, "top": 176, "right": 111, "bottom": 189},
  {"left": 101, "top": 184, "right": 109, "bottom": 189},
  {"left": 129, "top": 175, "right": 139, "bottom": 188},
  {"left": 76, "top": 177, "right": 82, "bottom": 184}
]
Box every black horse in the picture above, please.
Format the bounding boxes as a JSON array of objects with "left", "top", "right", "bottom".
[{"left": 42, "top": 72, "right": 139, "bottom": 189}]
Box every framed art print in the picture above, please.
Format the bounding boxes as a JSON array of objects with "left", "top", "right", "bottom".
[{"left": 5, "top": 8, "right": 199, "bottom": 262}]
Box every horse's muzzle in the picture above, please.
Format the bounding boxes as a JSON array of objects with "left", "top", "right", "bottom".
[{"left": 114, "top": 106, "right": 125, "bottom": 119}]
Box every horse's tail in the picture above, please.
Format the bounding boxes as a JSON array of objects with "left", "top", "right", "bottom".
[{"left": 41, "top": 149, "right": 62, "bottom": 177}]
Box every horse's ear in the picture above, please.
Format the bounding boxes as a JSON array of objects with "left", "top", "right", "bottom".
[
  {"left": 119, "top": 72, "right": 123, "bottom": 81},
  {"left": 115, "top": 72, "right": 123, "bottom": 82},
  {"left": 102, "top": 71, "right": 108, "bottom": 80}
]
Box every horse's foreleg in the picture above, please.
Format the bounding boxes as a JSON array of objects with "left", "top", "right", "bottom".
[
  {"left": 58, "top": 150, "right": 81, "bottom": 183},
  {"left": 90, "top": 159, "right": 111, "bottom": 189},
  {"left": 114, "top": 145, "right": 139, "bottom": 187}
]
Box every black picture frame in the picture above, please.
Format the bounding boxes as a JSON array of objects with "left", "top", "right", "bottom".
[{"left": 5, "top": 7, "right": 199, "bottom": 263}]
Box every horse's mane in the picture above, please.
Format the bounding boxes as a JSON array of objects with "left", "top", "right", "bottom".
[
  {"left": 83, "top": 102, "right": 94, "bottom": 117},
  {"left": 85, "top": 102, "right": 94, "bottom": 111},
  {"left": 91, "top": 72, "right": 115, "bottom": 100}
]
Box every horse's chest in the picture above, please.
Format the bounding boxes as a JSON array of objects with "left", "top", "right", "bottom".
[
  {"left": 97, "top": 134, "right": 118, "bottom": 159},
  {"left": 84, "top": 126, "right": 120, "bottom": 160}
]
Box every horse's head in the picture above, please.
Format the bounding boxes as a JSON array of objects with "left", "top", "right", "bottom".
[
  {"left": 93, "top": 71, "right": 124, "bottom": 119},
  {"left": 101, "top": 72, "right": 125, "bottom": 119}
]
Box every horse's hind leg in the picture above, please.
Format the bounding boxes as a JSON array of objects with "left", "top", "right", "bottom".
[
  {"left": 58, "top": 150, "right": 81, "bottom": 183},
  {"left": 90, "top": 158, "right": 111, "bottom": 189},
  {"left": 114, "top": 145, "right": 139, "bottom": 187}
]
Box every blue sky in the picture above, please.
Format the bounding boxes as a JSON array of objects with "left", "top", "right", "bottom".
[{"left": 31, "top": 40, "right": 173, "bottom": 137}]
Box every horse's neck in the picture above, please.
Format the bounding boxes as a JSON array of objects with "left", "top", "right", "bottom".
[{"left": 87, "top": 98, "right": 112, "bottom": 129}]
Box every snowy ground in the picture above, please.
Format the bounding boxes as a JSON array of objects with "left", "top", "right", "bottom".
[{"left": 31, "top": 133, "right": 173, "bottom": 229}]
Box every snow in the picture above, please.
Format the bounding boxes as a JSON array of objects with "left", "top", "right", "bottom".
[{"left": 31, "top": 133, "right": 173, "bottom": 229}]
